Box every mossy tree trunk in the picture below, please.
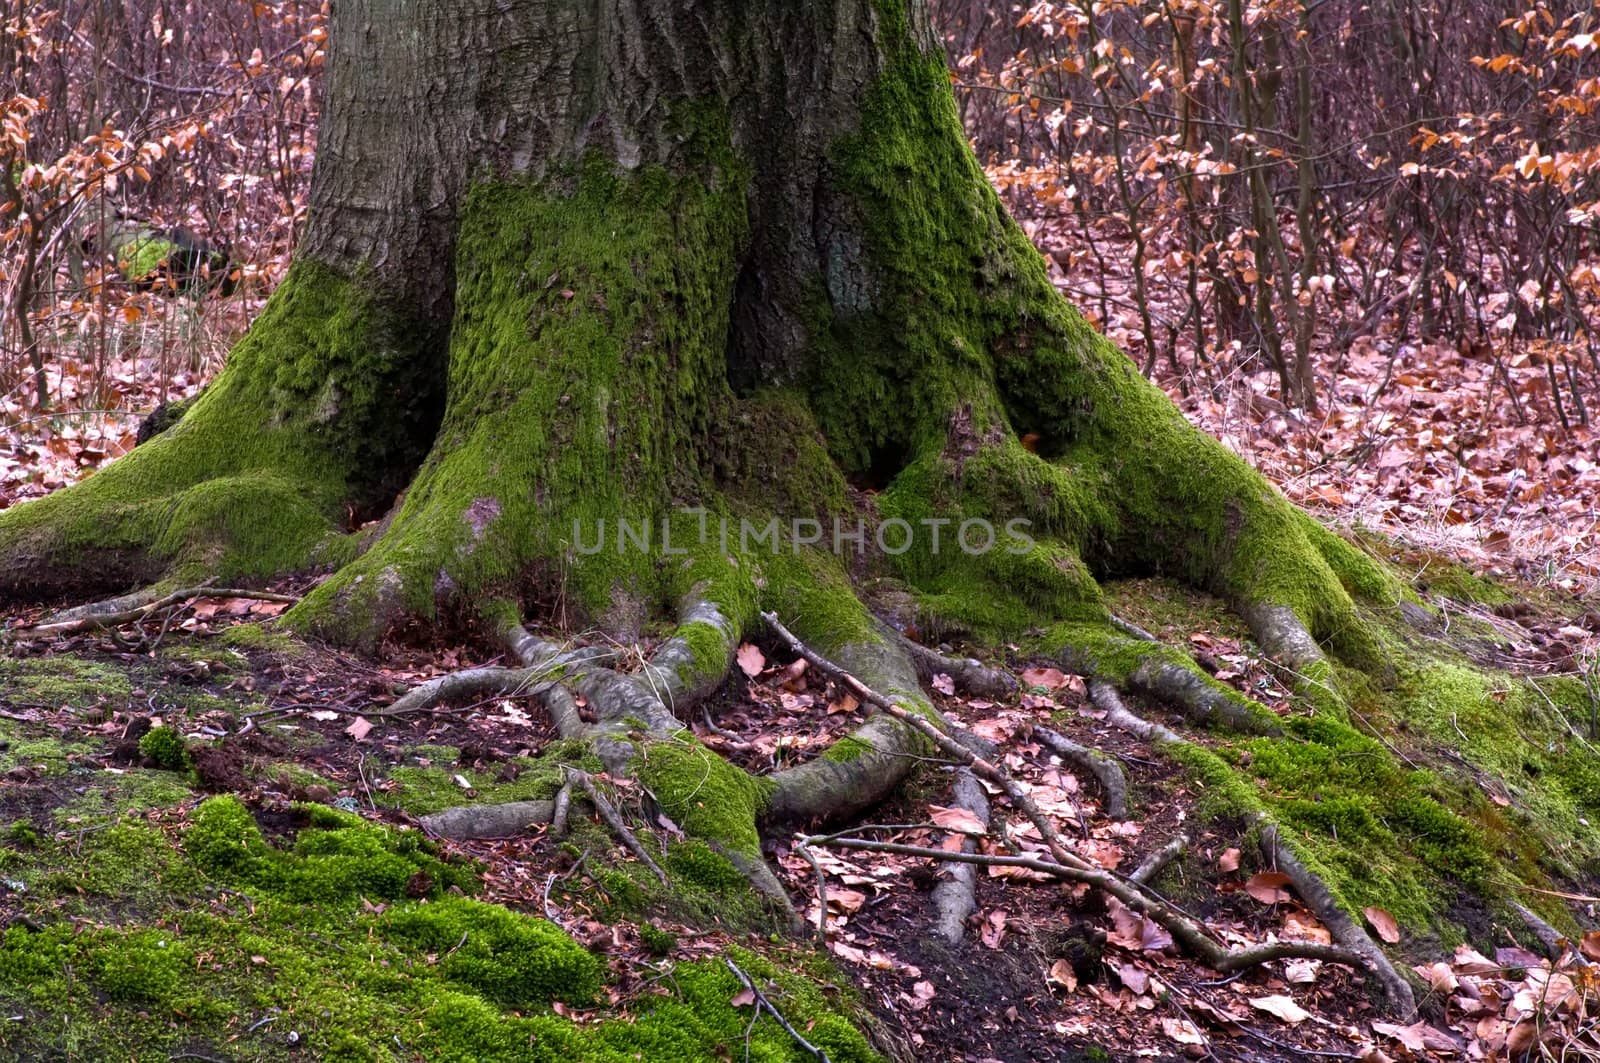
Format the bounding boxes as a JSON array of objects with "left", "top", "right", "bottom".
[{"left": 0, "top": 0, "right": 1431, "bottom": 986}]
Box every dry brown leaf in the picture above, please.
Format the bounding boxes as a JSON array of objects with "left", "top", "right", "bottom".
[
  {"left": 735, "top": 643, "right": 765, "bottom": 677},
  {"left": 1581, "top": 930, "right": 1600, "bottom": 962},
  {"left": 730, "top": 987, "right": 756, "bottom": 1008},
  {"left": 344, "top": 715, "right": 372, "bottom": 741},
  {"left": 1363, "top": 906, "right": 1401, "bottom": 943},
  {"left": 1160, "top": 1018, "right": 1205, "bottom": 1045},
  {"left": 1249, "top": 995, "right": 1310, "bottom": 1024},
  {"left": 1283, "top": 910, "right": 1331, "bottom": 944},
  {"left": 928, "top": 804, "right": 987, "bottom": 835},
  {"left": 826, "top": 888, "right": 866, "bottom": 913},
  {"left": 931, "top": 672, "right": 955, "bottom": 695},
  {"left": 1020, "top": 666, "right": 1068, "bottom": 690},
  {"left": 1243, "top": 871, "right": 1294, "bottom": 904},
  {"left": 1047, "top": 959, "right": 1078, "bottom": 991},
  {"left": 1217, "top": 847, "right": 1241, "bottom": 872}
]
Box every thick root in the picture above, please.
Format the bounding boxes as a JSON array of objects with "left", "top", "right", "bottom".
[{"left": 928, "top": 767, "right": 990, "bottom": 945}]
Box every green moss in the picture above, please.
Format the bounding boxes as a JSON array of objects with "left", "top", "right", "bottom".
[
  {"left": 0, "top": 656, "right": 131, "bottom": 709},
  {"left": 215, "top": 622, "right": 305, "bottom": 656},
  {"left": 382, "top": 896, "right": 602, "bottom": 1007},
  {"left": 92, "top": 928, "right": 190, "bottom": 1005},
  {"left": 638, "top": 923, "right": 677, "bottom": 956},
  {"left": 139, "top": 725, "right": 191, "bottom": 771},
  {"left": 291, "top": 121, "right": 753, "bottom": 640},
  {"left": 637, "top": 739, "right": 774, "bottom": 858}
]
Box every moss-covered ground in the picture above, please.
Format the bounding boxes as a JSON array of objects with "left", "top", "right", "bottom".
[{"left": 0, "top": 637, "right": 881, "bottom": 1062}]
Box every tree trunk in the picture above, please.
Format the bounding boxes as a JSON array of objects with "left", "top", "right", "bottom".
[{"left": 0, "top": 0, "right": 1408, "bottom": 971}]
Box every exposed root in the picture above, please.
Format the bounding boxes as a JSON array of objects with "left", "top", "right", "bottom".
[
  {"left": 1512, "top": 902, "right": 1581, "bottom": 964},
  {"left": 1033, "top": 725, "right": 1130, "bottom": 820},
  {"left": 1088, "top": 679, "right": 1184, "bottom": 745},
  {"left": 550, "top": 780, "right": 574, "bottom": 839},
  {"left": 765, "top": 625, "right": 933, "bottom": 823},
  {"left": 881, "top": 622, "right": 1018, "bottom": 699},
  {"left": 768, "top": 612, "right": 1404, "bottom": 1004},
  {"left": 1128, "top": 834, "right": 1187, "bottom": 885},
  {"left": 13, "top": 584, "right": 299, "bottom": 637},
  {"left": 1057, "top": 628, "right": 1279, "bottom": 735},
  {"left": 1086, "top": 669, "right": 1416, "bottom": 1015},
  {"left": 1127, "top": 656, "right": 1281, "bottom": 735},
  {"left": 385, "top": 666, "right": 559, "bottom": 718},
  {"left": 929, "top": 767, "right": 990, "bottom": 945},
  {"left": 1259, "top": 820, "right": 1417, "bottom": 1015},
  {"left": 420, "top": 799, "right": 554, "bottom": 840}
]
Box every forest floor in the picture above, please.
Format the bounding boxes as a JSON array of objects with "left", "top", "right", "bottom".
[{"left": 2, "top": 562, "right": 1598, "bottom": 1062}]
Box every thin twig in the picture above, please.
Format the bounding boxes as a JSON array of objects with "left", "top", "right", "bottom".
[
  {"left": 725, "top": 959, "right": 833, "bottom": 1063},
  {"left": 567, "top": 769, "right": 668, "bottom": 886}
]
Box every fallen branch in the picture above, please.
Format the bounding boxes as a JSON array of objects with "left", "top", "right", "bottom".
[
  {"left": 929, "top": 767, "right": 990, "bottom": 945},
  {"left": 725, "top": 958, "right": 833, "bottom": 1063},
  {"left": 803, "top": 833, "right": 1366, "bottom": 972},
  {"left": 764, "top": 612, "right": 1403, "bottom": 999},
  {"left": 17, "top": 584, "right": 298, "bottom": 637}
]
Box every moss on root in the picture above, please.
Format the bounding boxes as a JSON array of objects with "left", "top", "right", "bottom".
[{"left": 1098, "top": 576, "right": 1600, "bottom": 948}]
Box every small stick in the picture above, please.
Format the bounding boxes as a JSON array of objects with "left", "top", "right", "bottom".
[
  {"left": 725, "top": 959, "right": 833, "bottom": 1063},
  {"left": 795, "top": 839, "right": 828, "bottom": 944},
  {"left": 567, "top": 769, "right": 668, "bottom": 886}
]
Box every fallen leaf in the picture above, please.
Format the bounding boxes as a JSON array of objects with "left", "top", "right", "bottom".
[
  {"left": 826, "top": 888, "right": 866, "bottom": 913},
  {"left": 1116, "top": 963, "right": 1149, "bottom": 994},
  {"left": 931, "top": 672, "right": 955, "bottom": 695},
  {"left": 1364, "top": 906, "right": 1401, "bottom": 943},
  {"left": 1218, "top": 847, "right": 1241, "bottom": 873},
  {"left": 980, "top": 909, "right": 1008, "bottom": 949},
  {"left": 929, "top": 805, "right": 987, "bottom": 835},
  {"left": 1581, "top": 930, "right": 1600, "bottom": 962},
  {"left": 1249, "top": 995, "right": 1310, "bottom": 1024},
  {"left": 1413, "top": 961, "right": 1459, "bottom": 993},
  {"left": 736, "top": 643, "right": 765, "bottom": 677},
  {"left": 1284, "top": 958, "right": 1319, "bottom": 984},
  {"left": 344, "top": 716, "right": 372, "bottom": 741},
  {"left": 1021, "top": 666, "right": 1069, "bottom": 690},
  {"left": 1283, "top": 910, "right": 1331, "bottom": 944},
  {"left": 1160, "top": 1018, "right": 1205, "bottom": 1045},
  {"left": 1244, "top": 871, "right": 1294, "bottom": 904},
  {"left": 730, "top": 988, "right": 756, "bottom": 1007},
  {"left": 1047, "top": 959, "right": 1078, "bottom": 991},
  {"left": 1372, "top": 1020, "right": 1459, "bottom": 1054},
  {"left": 827, "top": 692, "right": 860, "bottom": 715}
]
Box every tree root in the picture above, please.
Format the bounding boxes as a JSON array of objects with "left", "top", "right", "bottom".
[
  {"left": 12, "top": 584, "right": 299, "bottom": 637},
  {"left": 929, "top": 767, "right": 990, "bottom": 946},
  {"left": 1128, "top": 834, "right": 1187, "bottom": 885},
  {"left": 420, "top": 799, "right": 554, "bottom": 840},
  {"left": 766, "top": 612, "right": 1409, "bottom": 1006},
  {"left": 879, "top": 622, "right": 1018, "bottom": 699},
  {"left": 1083, "top": 669, "right": 1416, "bottom": 1015},
  {"left": 1258, "top": 820, "right": 1416, "bottom": 1015},
  {"left": 1033, "top": 725, "right": 1130, "bottom": 820}
]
